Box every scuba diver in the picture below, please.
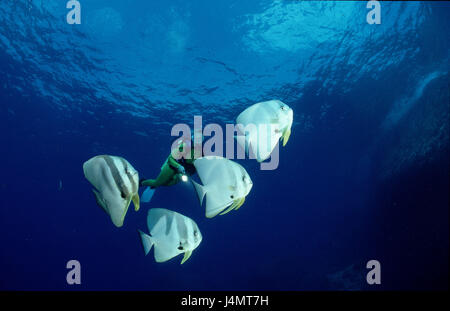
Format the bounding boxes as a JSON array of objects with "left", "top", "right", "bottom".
[{"left": 140, "top": 133, "right": 202, "bottom": 203}]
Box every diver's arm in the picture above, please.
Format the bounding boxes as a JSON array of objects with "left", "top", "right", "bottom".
[
  {"left": 167, "top": 155, "right": 183, "bottom": 172},
  {"left": 168, "top": 156, "right": 186, "bottom": 175}
]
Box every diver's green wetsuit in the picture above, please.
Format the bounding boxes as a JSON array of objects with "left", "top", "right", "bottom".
[{"left": 141, "top": 141, "right": 196, "bottom": 188}]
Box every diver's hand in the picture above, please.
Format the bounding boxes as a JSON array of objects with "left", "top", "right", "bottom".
[{"left": 178, "top": 166, "right": 186, "bottom": 175}]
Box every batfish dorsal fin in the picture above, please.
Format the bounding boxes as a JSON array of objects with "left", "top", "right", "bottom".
[{"left": 148, "top": 209, "right": 169, "bottom": 236}]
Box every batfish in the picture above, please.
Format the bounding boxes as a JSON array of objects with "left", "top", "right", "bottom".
[
  {"left": 83, "top": 155, "right": 140, "bottom": 227},
  {"left": 236, "top": 99, "right": 293, "bottom": 162},
  {"left": 191, "top": 156, "right": 253, "bottom": 218},
  {"left": 138, "top": 208, "right": 202, "bottom": 264}
]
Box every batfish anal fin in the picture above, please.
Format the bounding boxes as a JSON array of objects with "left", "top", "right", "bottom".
[
  {"left": 132, "top": 193, "right": 140, "bottom": 211},
  {"left": 181, "top": 250, "right": 193, "bottom": 264}
]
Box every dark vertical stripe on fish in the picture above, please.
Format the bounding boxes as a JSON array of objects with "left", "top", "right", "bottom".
[
  {"left": 100, "top": 161, "right": 114, "bottom": 193},
  {"left": 119, "top": 157, "right": 137, "bottom": 194},
  {"left": 165, "top": 213, "right": 174, "bottom": 236},
  {"left": 100, "top": 155, "right": 130, "bottom": 199},
  {"left": 175, "top": 213, "right": 188, "bottom": 239}
]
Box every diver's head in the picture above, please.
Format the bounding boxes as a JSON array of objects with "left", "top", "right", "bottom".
[{"left": 191, "top": 128, "right": 204, "bottom": 144}]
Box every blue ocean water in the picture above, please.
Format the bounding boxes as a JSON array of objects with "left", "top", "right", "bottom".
[{"left": 0, "top": 0, "right": 448, "bottom": 290}]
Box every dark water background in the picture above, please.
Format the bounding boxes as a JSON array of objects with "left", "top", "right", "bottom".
[{"left": 0, "top": 0, "right": 448, "bottom": 290}]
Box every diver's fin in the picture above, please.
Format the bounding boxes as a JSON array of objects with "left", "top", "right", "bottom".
[
  {"left": 138, "top": 230, "right": 154, "bottom": 256},
  {"left": 282, "top": 128, "right": 291, "bottom": 146},
  {"left": 132, "top": 193, "right": 140, "bottom": 211},
  {"left": 191, "top": 180, "right": 206, "bottom": 205},
  {"left": 141, "top": 187, "right": 155, "bottom": 203},
  {"left": 181, "top": 250, "right": 193, "bottom": 264}
]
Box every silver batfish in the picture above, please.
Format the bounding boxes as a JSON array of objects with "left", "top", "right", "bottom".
[{"left": 83, "top": 155, "right": 140, "bottom": 227}]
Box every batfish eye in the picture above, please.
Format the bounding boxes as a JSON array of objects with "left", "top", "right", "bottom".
[
  {"left": 281, "top": 105, "right": 286, "bottom": 111},
  {"left": 194, "top": 230, "right": 198, "bottom": 237},
  {"left": 178, "top": 242, "right": 184, "bottom": 250},
  {"left": 230, "top": 195, "right": 234, "bottom": 199},
  {"left": 120, "top": 191, "right": 126, "bottom": 199}
]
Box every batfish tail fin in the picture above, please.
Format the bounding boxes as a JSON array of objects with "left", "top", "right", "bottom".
[
  {"left": 141, "top": 187, "right": 155, "bottom": 203},
  {"left": 191, "top": 180, "right": 206, "bottom": 205},
  {"left": 138, "top": 230, "right": 155, "bottom": 256}
]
